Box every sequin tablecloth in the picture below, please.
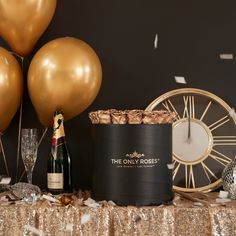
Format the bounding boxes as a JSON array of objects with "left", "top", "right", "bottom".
[{"left": 0, "top": 192, "right": 236, "bottom": 236}]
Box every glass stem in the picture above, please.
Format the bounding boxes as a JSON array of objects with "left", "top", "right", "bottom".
[{"left": 27, "top": 171, "right": 33, "bottom": 184}]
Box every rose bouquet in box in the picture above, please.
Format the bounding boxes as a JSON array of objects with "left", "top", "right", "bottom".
[{"left": 89, "top": 109, "right": 176, "bottom": 124}]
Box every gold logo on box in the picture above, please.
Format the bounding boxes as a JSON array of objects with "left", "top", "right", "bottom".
[
  {"left": 126, "top": 150, "right": 144, "bottom": 158},
  {"left": 110, "top": 150, "right": 160, "bottom": 168}
]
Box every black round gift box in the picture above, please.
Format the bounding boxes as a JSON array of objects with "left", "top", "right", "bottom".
[{"left": 92, "top": 124, "right": 173, "bottom": 206}]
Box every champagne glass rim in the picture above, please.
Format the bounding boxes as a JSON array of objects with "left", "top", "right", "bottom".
[{"left": 21, "top": 128, "right": 37, "bottom": 136}]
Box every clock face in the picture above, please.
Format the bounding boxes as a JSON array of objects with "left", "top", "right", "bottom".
[{"left": 146, "top": 88, "right": 236, "bottom": 192}]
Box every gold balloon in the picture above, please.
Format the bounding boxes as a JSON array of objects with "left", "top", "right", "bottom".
[
  {"left": 0, "top": 47, "right": 23, "bottom": 133},
  {"left": 28, "top": 37, "right": 102, "bottom": 127},
  {"left": 0, "top": 0, "right": 57, "bottom": 56}
]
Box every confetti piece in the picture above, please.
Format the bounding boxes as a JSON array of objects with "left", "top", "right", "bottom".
[
  {"left": 219, "top": 54, "right": 233, "bottom": 60},
  {"left": 167, "top": 163, "right": 175, "bottom": 169},
  {"left": 25, "top": 225, "right": 44, "bottom": 236},
  {"left": 84, "top": 197, "right": 96, "bottom": 205},
  {"left": 42, "top": 194, "right": 60, "bottom": 203},
  {"left": 88, "top": 203, "right": 99, "bottom": 207},
  {"left": 210, "top": 203, "right": 221, "bottom": 207},
  {"left": 218, "top": 190, "right": 229, "bottom": 199},
  {"left": 174, "top": 76, "right": 187, "bottom": 84},
  {"left": 81, "top": 214, "right": 91, "bottom": 225},
  {"left": 66, "top": 223, "right": 73, "bottom": 232},
  {"left": 84, "top": 198, "right": 99, "bottom": 207},
  {"left": 216, "top": 198, "right": 231, "bottom": 203},
  {"left": 0, "top": 177, "right": 11, "bottom": 184},
  {"left": 108, "top": 200, "right": 116, "bottom": 206},
  {"left": 154, "top": 33, "right": 158, "bottom": 49},
  {"left": 193, "top": 202, "right": 203, "bottom": 206}
]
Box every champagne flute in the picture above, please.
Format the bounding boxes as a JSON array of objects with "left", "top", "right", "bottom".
[{"left": 21, "top": 128, "right": 38, "bottom": 184}]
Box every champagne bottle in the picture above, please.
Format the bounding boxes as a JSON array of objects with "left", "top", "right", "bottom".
[{"left": 47, "top": 111, "right": 72, "bottom": 194}]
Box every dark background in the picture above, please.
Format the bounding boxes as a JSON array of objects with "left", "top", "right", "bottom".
[{"left": 0, "top": 0, "right": 236, "bottom": 190}]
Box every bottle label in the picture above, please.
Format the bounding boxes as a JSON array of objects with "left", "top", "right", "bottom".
[
  {"left": 47, "top": 173, "right": 63, "bottom": 189},
  {"left": 53, "top": 113, "right": 65, "bottom": 140}
]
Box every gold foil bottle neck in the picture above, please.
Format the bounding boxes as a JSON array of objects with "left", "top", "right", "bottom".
[{"left": 53, "top": 112, "right": 65, "bottom": 139}]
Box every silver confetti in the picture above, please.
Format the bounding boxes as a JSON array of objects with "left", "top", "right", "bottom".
[
  {"left": 0, "top": 176, "right": 11, "bottom": 184},
  {"left": 41, "top": 194, "right": 60, "bottom": 203},
  {"left": 24, "top": 225, "right": 44, "bottom": 236},
  {"left": 84, "top": 198, "right": 99, "bottom": 208},
  {"left": 219, "top": 53, "right": 233, "bottom": 60},
  {"left": 174, "top": 76, "right": 187, "bottom": 84},
  {"left": 81, "top": 214, "right": 91, "bottom": 225},
  {"left": 154, "top": 33, "right": 158, "bottom": 49},
  {"left": 167, "top": 163, "right": 175, "bottom": 169},
  {"left": 218, "top": 190, "right": 229, "bottom": 199},
  {"left": 65, "top": 223, "right": 73, "bottom": 232},
  {"left": 215, "top": 198, "right": 231, "bottom": 203}
]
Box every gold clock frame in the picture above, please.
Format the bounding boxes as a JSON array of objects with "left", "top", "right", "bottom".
[{"left": 146, "top": 88, "right": 236, "bottom": 192}]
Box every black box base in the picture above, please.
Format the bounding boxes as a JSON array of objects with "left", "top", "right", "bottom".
[{"left": 92, "top": 124, "right": 173, "bottom": 206}]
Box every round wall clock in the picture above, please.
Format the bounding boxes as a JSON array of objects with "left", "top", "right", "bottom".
[{"left": 146, "top": 88, "right": 236, "bottom": 192}]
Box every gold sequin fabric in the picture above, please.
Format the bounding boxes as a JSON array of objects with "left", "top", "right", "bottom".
[{"left": 0, "top": 193, "right": 235, "bottom": 235}]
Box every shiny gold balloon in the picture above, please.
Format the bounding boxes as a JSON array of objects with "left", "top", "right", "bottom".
[
  {"left": 28, "top": 37, "right": 102, "bottom": 127},
  {"left": 0, "top": 0, "right": 57, "bottom": 56},
  {"left": 0, "top": 47, "right": 23, "bottom": 133}
]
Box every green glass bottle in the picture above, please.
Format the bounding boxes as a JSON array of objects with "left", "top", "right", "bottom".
[{"left": 47, "top": 111, "right": 72, "bottom": 194}]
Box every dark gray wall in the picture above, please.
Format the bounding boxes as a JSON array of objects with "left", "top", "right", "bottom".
[{"left": 0, "top": 0, "right": 236, "bottom": 190}]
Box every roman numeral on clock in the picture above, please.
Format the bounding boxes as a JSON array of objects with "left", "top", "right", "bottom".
[
  {"left": 173, "top": 162, "right": 196, "bottom": 188},
  {"left": 213, "top": 136, "right": 236, "bottom": 146},
  {"left": 200, "top": 101, "right": 212, "bottom": 121},
  {"left": 209, "top": 148, "right": 232, "bottom": 166},
  {"left": 200, "top": 161, "right": 218, "bottom": 183},
  {"left": 209, "top": 115, "right": 230, "bottom": 132},
  {"left": 184, "top": 164, "right": 195, "bottom": 188},
  {"left": 173, "top": 161, "right": 181, "bottom": 181},
  {"left": 183, "top": 96, "right": 195, "bottom": 118}
]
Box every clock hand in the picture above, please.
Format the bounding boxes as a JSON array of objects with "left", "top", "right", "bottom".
[{"left": 187, "top": 115, "right": 191, "bottom": 143}]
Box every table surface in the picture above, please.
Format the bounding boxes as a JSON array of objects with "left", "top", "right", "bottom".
[{"left": 0, "top": 192, "right": 235, "bottom": 236}]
